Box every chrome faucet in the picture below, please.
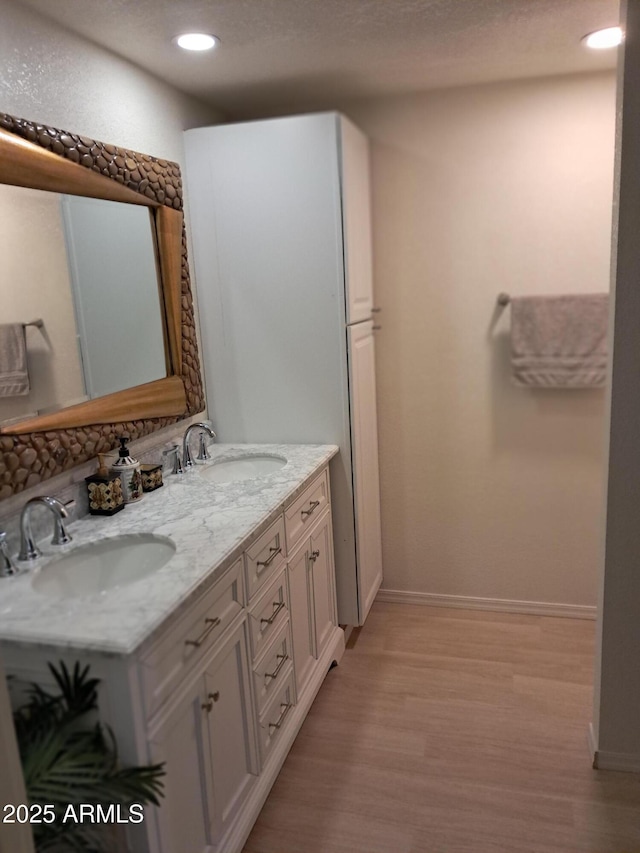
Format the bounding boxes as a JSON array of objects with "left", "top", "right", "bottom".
[
  {"left": 18, "top": 496, "right": 74, "bottom": 563},
  {"left": 162, "top": 444, "right": 184, "bottom": 475},
  {"left": 182, "top": 423, "right": 217, "bottom": 469},
  {"left": 0, "top": 531, "right": 16, "bottom": 577}
]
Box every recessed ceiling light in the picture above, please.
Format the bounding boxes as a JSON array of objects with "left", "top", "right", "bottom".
[
  {"left": 174, "top": 33, "right": 218, "bottom": 51},
  {"left": 582, "top": 26, "right": 623, "bottom": 49}
]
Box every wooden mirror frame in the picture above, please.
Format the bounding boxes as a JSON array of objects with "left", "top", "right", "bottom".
[{"left": 0, "top": 112, "right": 204, "bottom": 499}]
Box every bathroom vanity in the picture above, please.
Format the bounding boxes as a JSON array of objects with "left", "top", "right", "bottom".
[{"left": 0, "top": 445, "right": 344, "bottom": 853}]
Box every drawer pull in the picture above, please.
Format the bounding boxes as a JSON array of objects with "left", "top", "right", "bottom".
[
  {"left": 268, "top": 701, "right": 293, "bottom": 731},
  {"left": 264, "top": 654, "right": 288, "bottom": 682},
  {"left": 260, "top": 599, "right": 285, "bottom": 626},
  {"left": 309, "top": 549, "right": 320, "bottom": 562},
  {"left": 257, "top": 546, "right": 282, "bottom": 568},
  {"left": 301, "top": 500, "right": 320, "bottom": 519},
  {"left": 202, "top": 691, "right": 220, "bottom": 713},
  {"left": 185, "top": 617, "right": 221, "bottom": 648}
]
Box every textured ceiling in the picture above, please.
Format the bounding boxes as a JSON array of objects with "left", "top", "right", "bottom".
[{"left": 19, "top": 0, "right": 620, "bottom": 117}]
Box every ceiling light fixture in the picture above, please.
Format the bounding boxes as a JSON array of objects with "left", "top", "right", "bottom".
[
  {"left": 582, "top": 26, "right": 623, "bottom": 49},
  {"left": 174, "top": 33, "right": 218, "bottom": 51}
]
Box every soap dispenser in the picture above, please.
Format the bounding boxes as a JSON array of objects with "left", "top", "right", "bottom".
[
  {"left": 110, "top": 436, "right": 143, "bottom": 503},
  {"left": 85, "top": 454, "right": 126, "bottom": 516}
]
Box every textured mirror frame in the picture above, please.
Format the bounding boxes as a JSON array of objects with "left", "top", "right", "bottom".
[{"left": 0, "top": 112, "right": 205, "bottom": 499}]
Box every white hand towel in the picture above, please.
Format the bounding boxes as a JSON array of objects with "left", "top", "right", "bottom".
[
  {"left": 0, "top": 323, "right": 30, "bottom": 397},
  {"left": 510, "top": 294, "right": 608, "bottom": 388}
]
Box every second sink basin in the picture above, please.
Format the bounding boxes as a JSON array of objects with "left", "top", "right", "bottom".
[
  {"left": 199, "top": 454, "right": 287, "bottom": 484},
  {"left": 32, "top": 533, "right": 176, "bottom": 599}
]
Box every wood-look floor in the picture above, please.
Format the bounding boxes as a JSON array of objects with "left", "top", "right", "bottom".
[{"left": 243, "top": 602, "right": 640, "bottom": 853}]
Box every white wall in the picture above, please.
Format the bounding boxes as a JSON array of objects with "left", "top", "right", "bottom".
[
  {"left": 0, "top": 0, "right": 220, "bottom": 164},
  {"left": 338, "top": 72, "right": 616, "bottom": 608},
  {"left": 0, "top": 0, "right": 220, "bottom": 511}
]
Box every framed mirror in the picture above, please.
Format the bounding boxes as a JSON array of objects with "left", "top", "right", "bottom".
[{"left": 0, "top": 112, "right": 205, "bottom": 499}]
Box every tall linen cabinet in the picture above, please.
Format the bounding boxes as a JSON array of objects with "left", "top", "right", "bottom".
[{"left": 185, "top": 113, "right": 382, "bottom": 626}]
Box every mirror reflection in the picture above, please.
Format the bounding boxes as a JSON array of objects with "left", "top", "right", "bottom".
[{"left": 0, "top": 185, "right": 167, "bottom": 427}]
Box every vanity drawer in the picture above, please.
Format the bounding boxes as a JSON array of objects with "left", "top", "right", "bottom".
[
  {"left": 258, "top": 671, "right": 296, "bottom": 767},
  {"left": 248, "top": 567, "right": 289, "bottom": 661},
  {"left": 252, "top": 619, "right": 293, "bottom": 716},
  {"left": 284, "top": 468, "right": 329, "bottom": 552},
  {"left": 140, "top": 558, "right": 244, "bottom": 720},
  {"left": 245, "top": 514, "right": 286, "bottom": 602}
]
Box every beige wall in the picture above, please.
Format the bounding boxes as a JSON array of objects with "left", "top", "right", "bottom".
[
  {"left": 340, "top": 72, "right": 616, "bottom": 607},
  {"left": 0, "top": 185, "right": 85, "bottom": 426}
]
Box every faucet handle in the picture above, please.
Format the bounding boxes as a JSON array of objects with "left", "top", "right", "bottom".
[
  {"left": 0, "top": 531, "right": 16, "bottom": 578},
  {"left": 52, "top": 500, "right": 75, "bottom": 547},
  {"left": 163, "top": 444, "right": 184, "bottom": 475},
  {"left": 196, "top": 426, "right": 217, "bottom": 462}
]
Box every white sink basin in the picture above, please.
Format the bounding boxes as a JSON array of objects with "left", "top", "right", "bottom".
[
  {"left": 32, "top": 533, "right": 176, "bottom": 598},
  {"left": 199, "top": 454, "right": 287, "bottom": 484}
]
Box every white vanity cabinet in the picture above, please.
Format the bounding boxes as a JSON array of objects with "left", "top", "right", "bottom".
[
  {"left": 285, "top": 469, "right": 337, "bottom": 697},
  {"left": 287, "top": 512, "right": 338, "bottom": 698},
  {"left": 309, "top": 517, "right": 339, "bottom": 659},
  {"left": 146, "top": 677, "right": 214, "bottom": 853},
  {"left": 201, "top": 621, "right": 259, "bottom": 846},
  {"left": 2, "top": 463, "right": 344, "bottom": 853}
]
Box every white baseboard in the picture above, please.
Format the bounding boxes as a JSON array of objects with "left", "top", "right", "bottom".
[
  {"left": 588, "top": 722, "right": 598, "bottom": 767},
  {"left": 587, "top": 722, "right": 640, "bottom": 773},
  {"left": 593, "top": 748, "right": 640, "bottom": 773},
  {"left": 376, "top": 588, "right": 597, "bottom": 620}
]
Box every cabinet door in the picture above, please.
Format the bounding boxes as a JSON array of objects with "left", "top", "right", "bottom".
[
  {"left": 148, "top": 680, "right": 213, "bottom": 853},
  {"left": 287, "top": 542, "right": 316, "bottom": 696},
  {"left": 348, "top": 320, "right": 383, "bottom": 624},
  {"left": 202, "top": 621, "right": 258, "bottom": 845},
  {"left": 310, "top": 515, "right": 338, "bottom": 657},
  {"left": 340, "top": 116, "right": 374, "bottom": 324}
]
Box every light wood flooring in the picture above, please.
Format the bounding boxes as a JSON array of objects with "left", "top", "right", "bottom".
[{"left": 243, "top": 602, "right": 640, "bottom": 853}]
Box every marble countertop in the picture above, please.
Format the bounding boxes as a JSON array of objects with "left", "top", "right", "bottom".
[{"left": 0, "top": 444, "right": 338, "bottom": 656}]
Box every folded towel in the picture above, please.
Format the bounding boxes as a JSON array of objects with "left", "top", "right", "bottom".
[
  {"left": 510, "top": 294, "right": 608, "bottom": 388},
  {"left": 0, "top": 323, "right": 30, "bottom": 397}
]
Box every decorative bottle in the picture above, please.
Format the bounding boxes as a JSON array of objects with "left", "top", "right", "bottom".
[
  {"left": 110, "top": 436, "right": 143, "bottom": 503},
  {"left": 85, "top": 454, "right": 125, "bottom": 516}
]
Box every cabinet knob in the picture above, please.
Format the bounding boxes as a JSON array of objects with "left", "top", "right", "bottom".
[
  {"left": 265, "top": 654, "right": 288, "bottom": 682},
  {"left": 309, "top": 549, "right": 320, "bottom": 562},
  {"left": 202, "top": 691, "right": 220, "bottom": 712},
  {"left": 256, "top": 545, "right": 282, "bottom": 568},
  {"left": 260, "top": 599, "right": 286, "bottom": 626},
  {"left": 301, "top": 500, "right": 320, "bottom": 519},
  {"left": 185, "top": 616, "right": 221, "bottom": 648}
]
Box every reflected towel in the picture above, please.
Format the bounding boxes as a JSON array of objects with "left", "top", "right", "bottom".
[
  {"left": 510, "top": 294, "right": 608, "bottom": 388},
  {"left": 0, "top": 323, "right": 30, "bottom": 396}
]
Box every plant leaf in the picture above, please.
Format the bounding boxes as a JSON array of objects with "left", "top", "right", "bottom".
[{"left": 14, "top": 660, "right": 166, "bottom": 852}]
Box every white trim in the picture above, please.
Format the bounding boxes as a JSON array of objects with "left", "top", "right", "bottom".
[
  {"left": 590, "top": 719, "right": 640, "bottom": 774},
  {"left": 593, "top": 747, "right": 640, "bottom": 773},
  {"left": 588, "top": 722, "right": 598, "bottom": 767},
  {"left": 375, "top": 589, "right": 597, "bottom": 620}
]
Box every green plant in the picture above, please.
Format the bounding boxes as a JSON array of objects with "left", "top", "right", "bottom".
[{"left": 12, "top": 661, "right": 165, "bottom": 852}]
